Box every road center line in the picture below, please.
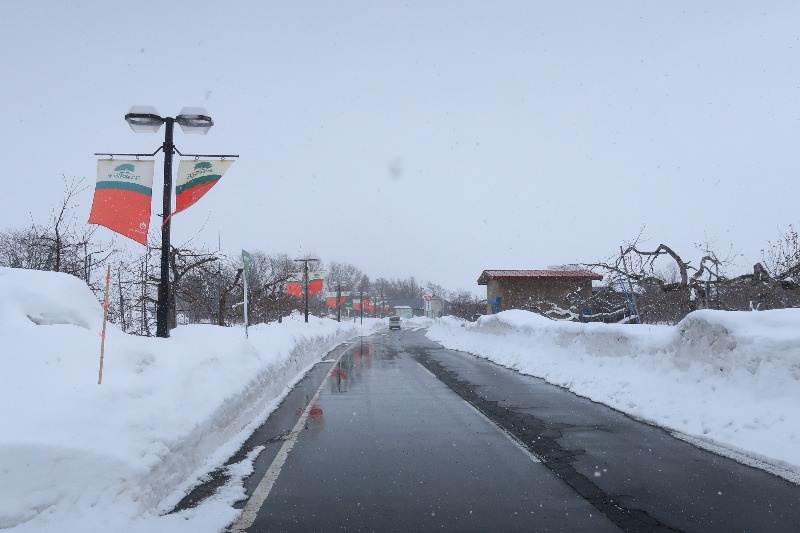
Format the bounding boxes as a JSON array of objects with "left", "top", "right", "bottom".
[{"left": 229, "top": 349, "right": 344, "bottom": 532}]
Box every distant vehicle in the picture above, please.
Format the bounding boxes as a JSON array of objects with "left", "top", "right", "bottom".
[{"left": 389, "top": 316, "right": 401, "bottom": 330}]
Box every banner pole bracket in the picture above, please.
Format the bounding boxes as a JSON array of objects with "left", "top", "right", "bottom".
[{"left": 94, "top": 146, "right": 163, "bottom": 158}]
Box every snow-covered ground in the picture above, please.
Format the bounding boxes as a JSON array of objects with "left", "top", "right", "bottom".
[
  {"left": 3, "top": 267, "right": 799, "bottom": 532},
  {"left": 426, "top": 309, "right": 800, "bottom": 483},
  {"left": 0, "top": 267, "right": 380, "bottom": 532}
]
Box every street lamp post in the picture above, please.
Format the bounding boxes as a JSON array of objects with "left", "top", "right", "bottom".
[
  {"left": 124, "top": 106, "right": 214, "bottom": 338},
  {"left": 293, "top": 258, "right": 318, "bottom": 323},
  {"left": 336, "top": 282, "right": 342, "bottom": 323}
]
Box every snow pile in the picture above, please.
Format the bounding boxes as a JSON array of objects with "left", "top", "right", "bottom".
[
  {"left": 428, "top": 309, "right": 800, "bottom": 477},
  {"left": 0, "top": 267, "right": 379, "bottom": 532},
  {"left": 398, "top": 316, "right": 434, "bottom": 329}
]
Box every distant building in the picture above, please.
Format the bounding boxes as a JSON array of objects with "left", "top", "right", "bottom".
[
  {"left": 386, "top": 298, "right": 425, "bottom": 317},
  {"left": 478, "top": 269, "right": 602, "bottom": 316},
  {"left": 424, "top": 295, "right": 445, "bottom": 318},
  {"left": 394, "top": 306, "right": 413, "bottom": 319}
]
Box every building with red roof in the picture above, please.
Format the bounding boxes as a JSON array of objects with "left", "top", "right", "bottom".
[{"left": 478, "top": 269, "right": 602, "bottom": 316}]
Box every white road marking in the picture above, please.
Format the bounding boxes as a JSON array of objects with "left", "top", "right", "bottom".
[
  {"left": 230, "top": 351, "right": 343, "bottom": 532},
  {"left": 460, "top": 396, "right": 542, "bottom": 463},
  {"left": 414, "top": 359, "right": 542, "bottom": 464},
  {"left": 416, "top": 362, "right": 439, "bottom": 381}
]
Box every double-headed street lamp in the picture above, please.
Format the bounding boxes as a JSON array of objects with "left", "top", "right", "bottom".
[
  {"left": 125, "top": 106, "right": 214, "bottom": 338},
  {"left": 293, "top": 258, "right": 319, "bottom": 323}
]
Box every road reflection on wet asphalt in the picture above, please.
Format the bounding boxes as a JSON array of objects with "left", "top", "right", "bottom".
[{"left": 243, "top": 330, "right": 617, "bottom": 532}]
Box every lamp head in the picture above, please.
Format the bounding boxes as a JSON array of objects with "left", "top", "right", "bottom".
[
  {"left": 176, "top": 107, "right": 213, "bottom": 135},
  {"left": 124, "top": 106, "right": 164, "bottom": 133}
]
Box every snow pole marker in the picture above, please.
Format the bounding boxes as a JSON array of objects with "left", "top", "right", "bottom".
[{"left": 98, "top": 264, "right": 111, "bottom": 384}]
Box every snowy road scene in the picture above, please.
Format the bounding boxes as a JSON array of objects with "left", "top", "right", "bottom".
[
  {"left": 226, "top": 330, "right": 800, "bottom": 532},
  {"left": 2, "top": 269, "right": 800, "bottom": 532}
]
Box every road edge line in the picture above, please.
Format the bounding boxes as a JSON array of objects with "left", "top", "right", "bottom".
[
  {"left": 229, "top": 350, "right": 343, "bottom": 532},
  {"left": 414, "top": 359, "right": 542, "bottom": 464}
]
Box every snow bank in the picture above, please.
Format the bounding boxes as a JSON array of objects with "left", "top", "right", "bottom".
[
  {"left": 0, "top": 267, "right": 379, "bottom": 532},
  {"left": 427, "top": 309, "right": 800, "bottom": 479}
]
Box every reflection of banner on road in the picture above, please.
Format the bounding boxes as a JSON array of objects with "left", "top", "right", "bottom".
[
  {"left": 89, "top": 159, "right": 154, "bottom": 245},
  {"left": 166, "top": 160, "right": 233, "bottom": 222}
]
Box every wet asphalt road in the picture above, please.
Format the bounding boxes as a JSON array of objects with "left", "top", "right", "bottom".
[{"left": 222, "top": 328, "right": 800, "bottom": 532}]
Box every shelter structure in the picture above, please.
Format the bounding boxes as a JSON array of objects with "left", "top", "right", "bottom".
[
  {"left": 393, "top": 306, "right": 413, "bottom": 319},
  {"left": 424, "top": 295, "right": 445, "bottom": 318},
  {"left": 385, "top": 298, "right": 425, "bottom": 318},
  {"left": 478, "top": 269, "right": 603, "bottom": 316}
]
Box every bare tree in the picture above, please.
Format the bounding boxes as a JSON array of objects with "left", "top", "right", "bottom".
[
  {"left": 0, "top": 226, "right": 52, "bottom": 270},
  {"left": 169, "top": 246, "right": 219, "bottom": 329},
  {"left": 581, "top": 234, "right": 740, "bottom": 323},
  {"left": 0, "top": 177, "right": 112, "bottom": 292},
  {"left": 446, "top": 290, "right": 484, "bottom": 321},
  {"left": 242, "top": 251, "right": 294, "bottom": 324},
  {"left": 762, "top": 224, "right": 800, "bottom": 280},
  {"left": 326, "top": 261, "right": 364, "bottom": 293}
]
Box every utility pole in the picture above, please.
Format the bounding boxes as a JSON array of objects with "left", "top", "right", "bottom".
[
  {"left": 277, "top": 282, "right": 283, "bottom": 324},
  {"left": 293, "top": 258, "right": 318, "bottom": 323},
  {"left": 360, "top": 289, "right": 364, "bottom": 325},
  {"left": 336, "top": 282, "right": 342, "bottom": 323}
]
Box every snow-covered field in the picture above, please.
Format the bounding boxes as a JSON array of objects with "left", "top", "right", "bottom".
[
  {"left": 3, "top": 267, "right": 799, "bottom": 532},
  {"left": 0, "top": 267, "right": 380, "bottom": 532},
  {"left": 426, "top": 309, "right": 800, "bottom": 483}
]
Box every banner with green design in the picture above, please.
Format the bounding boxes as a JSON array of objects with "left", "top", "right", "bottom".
[
  {"left": 89, "top": 159, "right": 154, "bottom": 245},
  {"left": 168, "top": 160, "right": 234, "bottom": 221}
]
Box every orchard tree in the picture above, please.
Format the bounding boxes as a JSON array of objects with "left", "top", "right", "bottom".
[{"left": 762, "top": 224, "right": 800, "bottom": 281}]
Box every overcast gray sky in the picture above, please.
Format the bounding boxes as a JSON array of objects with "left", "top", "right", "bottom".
[{"left": 1, "top": 1, "right": 799, "bottom": 293}]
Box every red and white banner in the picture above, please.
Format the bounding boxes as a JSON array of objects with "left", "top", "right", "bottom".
[
  {"left": 286, "top": 272, "right": 326, "bottom": 298},
  {"left": 308, "top": 271, "right": 325, "bottom": 297},
  {"left": 325, "top": 292, "right": 338, "bottom": 308},
  {"left": 286, "top": 273, "right": 303, "bottom": 298},
  {"left": 353, "top": 297, "right": 372, "bottom": 311},
  {"left": 167, "top": 159, "right": 234, "bottom": 222},
  {"left": 89, "top": 160, "right": 154, "bottom": 245},
  {"left": 325, "top": 290, "right": 351, "bottom": 308}
]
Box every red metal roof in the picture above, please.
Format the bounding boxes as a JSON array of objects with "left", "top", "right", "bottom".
[{"left": 478, "top": 269, "right": 602, "bottom": 285}]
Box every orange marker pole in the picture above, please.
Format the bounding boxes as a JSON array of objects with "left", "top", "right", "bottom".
[{"left": 98, "top": 264, "right": 111, "bottom": 385}]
